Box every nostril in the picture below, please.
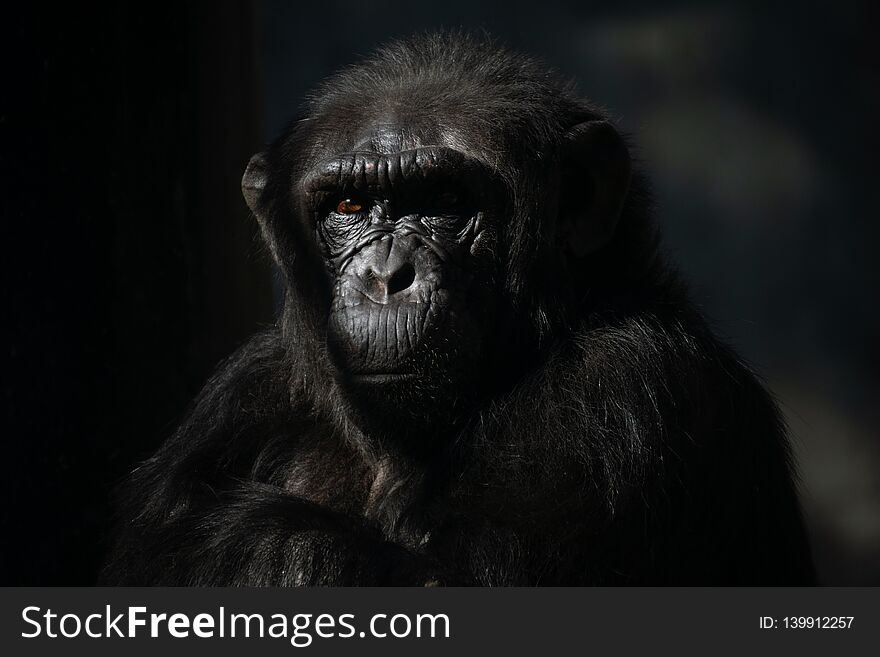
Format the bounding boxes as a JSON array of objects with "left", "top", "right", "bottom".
[{"left": 386, "top": 262, "right": 416, "bottom": 296}]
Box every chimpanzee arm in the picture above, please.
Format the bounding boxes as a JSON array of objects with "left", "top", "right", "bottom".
[
  {"left": 103, "top": 481, "right": 434, "bottom": 585},
  {"left": 101, "top": 331, "right": 435, "bottom": 586}
]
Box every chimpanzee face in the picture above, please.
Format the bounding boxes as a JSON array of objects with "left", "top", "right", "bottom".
[
  {"left": 244, "top": 106, "right": 629, "bottom": 438},
  {"left": 299, "top": 123, "right": 503, "bottom": 422}
]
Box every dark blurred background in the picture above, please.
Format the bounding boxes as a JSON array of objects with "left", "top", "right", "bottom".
[{"left": 1, "top": 0, "right": 877, "bottom": 585}]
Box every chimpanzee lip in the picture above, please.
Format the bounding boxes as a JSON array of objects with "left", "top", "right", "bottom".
[{"left": 328, "top": 295, "right": 444, "bottom": 368}]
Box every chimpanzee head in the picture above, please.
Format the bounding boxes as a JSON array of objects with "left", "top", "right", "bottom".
[{"left": 241, "top": 33, "right": 632, "bottom": 443}]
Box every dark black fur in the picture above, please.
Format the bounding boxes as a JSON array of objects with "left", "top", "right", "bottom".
[{"left": 102, "top": 33, "right": 814, "bottom": 585}]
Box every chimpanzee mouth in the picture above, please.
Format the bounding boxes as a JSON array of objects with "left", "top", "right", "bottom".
[{"left": 328, "top": 296, "right": 447, "bottom": 371}]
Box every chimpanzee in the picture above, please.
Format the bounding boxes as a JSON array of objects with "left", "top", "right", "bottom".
[{"left": 102, "top": 32, "right": 814, "bottom": 585}]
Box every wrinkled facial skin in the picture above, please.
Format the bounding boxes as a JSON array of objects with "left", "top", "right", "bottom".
[{"left": 301, "top": 136, "right": 501, "bottom": 434}]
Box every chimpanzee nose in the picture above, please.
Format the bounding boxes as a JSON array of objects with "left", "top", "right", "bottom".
[
  {"left": 371, "top": 261, "right": 416, "bottom": 297},
  {"left": 361, "top": 237, "right": 419, "bottom": 302}
]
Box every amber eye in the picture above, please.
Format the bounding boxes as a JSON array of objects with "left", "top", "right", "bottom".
[{"left": 335, "top": 199, "right": 363, "bottom": 214}]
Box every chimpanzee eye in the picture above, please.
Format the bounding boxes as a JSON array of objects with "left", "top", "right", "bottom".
[
  {"left": 335, "top": 199, "right": 364, "bottom": 214},
  {"left": 433, "top": 190, "right": 459, "bottom": 208}
]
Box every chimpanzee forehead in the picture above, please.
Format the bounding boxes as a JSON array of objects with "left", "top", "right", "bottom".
[
  {"left": 300, "top": 115, "right": 495, "bottom": 197},
  {"left": 351, "top": 122, "right": 430, "bottom": 153},
  {"left": 301, "top": 144, "right": 492, "bottom": 200},
  {"left": 320, "top": 115, "right": 472, "bottom": 158}
]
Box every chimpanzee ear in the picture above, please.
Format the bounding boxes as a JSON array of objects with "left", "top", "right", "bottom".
[
  {"left": 559, "top": 120, "right": 632, "bottom": 257},
  {"left": 242, "top": 152, "right": 268, "bottom": 217}
]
